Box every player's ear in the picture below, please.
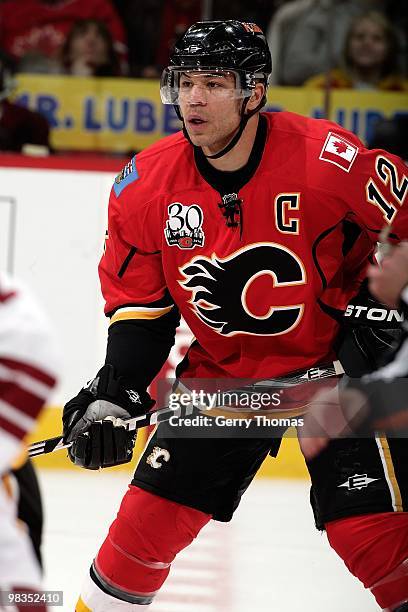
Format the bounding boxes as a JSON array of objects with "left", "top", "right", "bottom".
[{"left": 246, "top": 82, "right": 265, "bottom": 112}]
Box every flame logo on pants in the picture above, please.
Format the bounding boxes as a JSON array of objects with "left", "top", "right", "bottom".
[{"left": 146, "top": 446, "right": 171, "bottom": 469}]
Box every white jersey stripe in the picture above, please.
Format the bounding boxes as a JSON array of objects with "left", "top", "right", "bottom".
[
  {"left": 0, "top": 363, "right": 53, "bottom": 400},
  {"left": 114, "top": 305, "right": 173, "bottom": 314},
  {"left": 0, "top": 399, "right": 36, "bottom": 432}
]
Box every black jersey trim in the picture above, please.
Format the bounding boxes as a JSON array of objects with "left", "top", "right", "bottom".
[
  {"left": 342, "top": 220, "right": 362, "bottom": 257},
  {"left": 117, "top": 246, "right": 162, "bottom": 279},
  {"left": 317, "top": 298, "right": 344, "bottom": 323},
  {"left": 118, "top": 247, "right": 137, "bottom": 278},
  {"left": 193, "top": 114, "right": 268, "bottom": 197},
  {"left": 312, "top": 220, "right": 345, "bottom": 290}
]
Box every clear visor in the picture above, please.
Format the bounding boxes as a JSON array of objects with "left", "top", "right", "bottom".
[{"left": 160, "top": 67, "right": 256, "bottom": 104}]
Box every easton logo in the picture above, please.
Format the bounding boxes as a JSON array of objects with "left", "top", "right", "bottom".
[
  {"left": 179, "top": 243, "right": 306, "bottom": 336},
  {"left": 338, "top": 474, "right": 380, "bottom": 491},
  {"left": 165, "top": 202, "right": 205, "bottom": 249},
  {"left": 344, "top": 304, "right": 403, "bottom": 324},
  {"left": 146, "top": 447, "right": 170, "bottom": 469}
]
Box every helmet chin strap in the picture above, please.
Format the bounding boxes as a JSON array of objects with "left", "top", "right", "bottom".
[
  {"left": 178, "top": 97, "right": 261, "bottom": 160},
  {"left": 204, "top": 97, "right": 251, "bottom": 160}
]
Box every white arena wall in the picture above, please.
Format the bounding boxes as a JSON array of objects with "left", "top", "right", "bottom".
[{"left": 0, "top": 155, "right": 120, "bottom": 403}]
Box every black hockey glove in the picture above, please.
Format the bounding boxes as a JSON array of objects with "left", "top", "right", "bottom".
[
  {"left": 62, "top": 364, "right": 154, "bottom": 469},
  {"left": 333, "top": 281, "right": 405, "bottom": 435},
  {"left": 337, "top": 281, "right": 402, "bottom": 377}
]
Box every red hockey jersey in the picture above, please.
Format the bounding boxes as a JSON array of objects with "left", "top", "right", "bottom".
[{"left": 99, "top": 112, "right": 408, "bottom": 380}]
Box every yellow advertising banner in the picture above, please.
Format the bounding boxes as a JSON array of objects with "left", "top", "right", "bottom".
[{"left": 14, "top": 74, "right": 408, "bottom": 153}]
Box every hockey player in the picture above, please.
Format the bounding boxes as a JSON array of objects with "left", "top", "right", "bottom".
[
  {"left": 302, "top": 241, "right": 408, "bottom": 456},
  {"left": 0, "top": 272, "right": 59, "bottom": 611},
  {"left": 63, "top": 21, "right": 408, "bottom": 611}
]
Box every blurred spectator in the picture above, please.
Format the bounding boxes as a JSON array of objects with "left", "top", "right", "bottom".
[
  {"left": 112, "top": 0, "right": 162, "bottom": 77},
  {"left": 155, "top": 0, "right": 202, "bottom": 72},
  {"left": 61, "top": 19, "right": 119, "bottom": 76},
  {"left": 0, "top": 0, "right": 128, "bottom": 75},
  {"left": 266, "top": 0, "right": 386, "bottom": 86},
  {"left": 113, "top": 0, "right": 285, "bottom": 78},
  {"left": 118, "top": 1, "right": 406, "bottom": 81},
  {"left": 383, "top": 0, "right": 407, "bottom": 73},
  {"left": 0, "top": 51, "right": 50, "bottom": 153},
  {"left": 305, "top": 11, "right": 407, "bottom": 90},
  {"left": 114, "top": 0, "right": 201, "bottom": 78},
  {"left": 211, "top": 0, "right": 277, "bottom": 33}
]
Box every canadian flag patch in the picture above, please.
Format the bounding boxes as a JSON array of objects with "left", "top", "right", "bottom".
[{"left": 319, "top": 132, "right": 358, "bottom": 172}]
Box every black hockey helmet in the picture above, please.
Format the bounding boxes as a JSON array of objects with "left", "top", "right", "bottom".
[{"left": 160, "top": 20, "right": 272, "bottom": 159}]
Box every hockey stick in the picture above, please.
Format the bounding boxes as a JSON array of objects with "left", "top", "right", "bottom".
[
  {"left": 28, "top": 360, "right": 344, "bottom": 458},
  {"left": 28, "top": 402, "right": 187, "bottom": 458}
]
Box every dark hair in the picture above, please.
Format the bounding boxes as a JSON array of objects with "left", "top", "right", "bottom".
[
  {"left": 61, "top": 19, "right": 119, "bottom": 76},
  {"left": 343, "top": 11, "right": 399, "bottom": 78}
]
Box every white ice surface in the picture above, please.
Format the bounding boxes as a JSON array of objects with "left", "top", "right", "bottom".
[{"left": 38, "top": 471, "right": 378, "bottom": 611}]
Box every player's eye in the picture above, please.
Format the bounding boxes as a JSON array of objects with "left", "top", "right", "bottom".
[
  {"left": 180, "top": 79, "right": 193, "bottom": 88},
  {"left": 207, "top": 81, "right": 221, "bottom": 89}
]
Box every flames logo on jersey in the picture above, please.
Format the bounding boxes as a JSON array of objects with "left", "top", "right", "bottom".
[{"left": 179, "top": 243, "right": 306, "bottom": 336}]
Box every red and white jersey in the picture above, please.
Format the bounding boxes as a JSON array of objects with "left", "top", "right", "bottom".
[
  {"left": 99, "top": 111, "right": 408, "bottom": 381},
  {"left": 0, "top": 272, "right": 59, "bottom": 471}
]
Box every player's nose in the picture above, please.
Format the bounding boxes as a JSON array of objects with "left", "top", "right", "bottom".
[{"left": 188, "top": 84, "right": 207, "bottom": 105}]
